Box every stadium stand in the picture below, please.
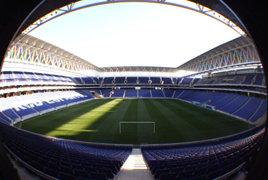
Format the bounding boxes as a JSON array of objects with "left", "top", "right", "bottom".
[
  {"left": 111, "top": 89, "right": 125, "bottom": 98},
  {"left": 5, "top": 96, "right": 40, "bottom": 119},
  {"left": 219, "top": 96, "right": 251, "bottom": 114},
  {"left": 0, "top": 70, "right": 266, "bottom": 180},
  {"left": 241, "top": 75, "right": 254, "bottom": 85},
  {"left": 125, "top": 90, "right": 138, "bottom": 98},
  {"left": 101, "top": 89, "right": 113, "bottom": 98},
  {"left": 126, "top": 77, "right": 137, "bottom": 84},
  {"left": 115, "top": 77, "right": 125, "bottom": 84},
  {"left": 177, "top": 78, "right": 183, "bottom": 85},
  {"left": 161, "top": 77, "right": 172, "bottom": 85},
  {"left": 139, "top": 77, "right": 149, "bottom": 84},
  {"left": 173, "top": 90, "right": 266, "bottom": 123},
  {"left": 0, "top": 122, "right": 132, "bottom": 180},
  {"left": 139, "top": 90, "right": 151, "bottom": 98},
  {"left": 81, "top": 77, "right": 95, "bottom": 84},
  {"left": 180, "top": 78, "right": 193, "bottom": 85},
  {"left": 0, "top": 90, "right": 95, "bottom": 123},
  {"left": 163, "top": 90, "right": 174, "bottom": 98},
  {"left": 0, "top": 71, "right": 76, "bottom": 86},
  {"left": 172, "top": 90, "right": 184, "bottom": 98},
  {"left": 151, "top": 90, "right": 165, "bottom": 98},
  {"left": 141, "top": 125, "right": 264, "bottom": 180},
  {"left": 0, "top": 98, "right": 21, "bottom": 122},
  {"left": 253, "top": 75, "right": 264, "bottom": 85},
  {"left": 150, "top": 77, "right": 161, "bottom": 84},
  {"left": 102, "top": 77, "right": 114, "bottom": 84},
  {"left": 0, "top": 112, "right": 12, "bottom": 125}
]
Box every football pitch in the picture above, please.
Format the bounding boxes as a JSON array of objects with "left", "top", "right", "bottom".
[{"left": 21, "top": 99, "right": 249, "bottom": 144}]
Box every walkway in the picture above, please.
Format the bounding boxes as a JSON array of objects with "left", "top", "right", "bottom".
[{"left": 114, "top": 148, "right": 154, "bottom": 180}]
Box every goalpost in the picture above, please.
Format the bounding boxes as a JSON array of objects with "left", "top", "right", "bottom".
[{"left": 119, "top": 121, "right": 155, "bottom": 133}]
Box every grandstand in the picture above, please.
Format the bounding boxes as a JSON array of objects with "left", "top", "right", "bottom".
[{"left": 0, "top": 1, "right": 267, "bottom": 180}]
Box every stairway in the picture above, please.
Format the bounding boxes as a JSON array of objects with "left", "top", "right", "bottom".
[{"left": 114, "top": 148, "right": 154, "bottom": 180}]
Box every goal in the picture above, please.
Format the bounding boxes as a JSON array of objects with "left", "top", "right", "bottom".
[{"left": 119, "top": 121, "right": 155, "bottom": 133}]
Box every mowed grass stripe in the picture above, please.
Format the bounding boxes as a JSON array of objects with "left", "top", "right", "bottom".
[
  {"left": 151, "top": 99, "right": 207, "bottom": 141},
  {"left": 136, "top": 99, "right": 157, "bottom": 144},
  {"left": 21, "top": 98, "right": 250, "bottom": 144},
  {"left": 144, "top": 99, "right": 186, "bottom": 142},
  {"left": 22, "top": 99, "right": 111, "bottom": 134},
  {"left": 88, "top": 99, "right": 131, "bottom": 143},
  {"left": 163, "top": 99, "right": 248, "bottom": 137},
  {"left": 45, "top": 99, "right": 123, "bottom": 139},
  {"left": 160, "top": 99, "right": 233, "bottom": 138}
]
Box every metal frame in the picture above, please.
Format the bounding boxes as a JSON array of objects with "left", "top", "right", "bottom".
[
  {"left": 119, "top": 121, "right": 155, "bottom": 133},
  {"left": 177, "top": 37, "right": 261, "bottom": 76},
  {"left": 5, "top": 34, "right": 100, "bottom": 72},
  {"left": 12, "top": 0, "right": 246, "bottom": 48},
  {"left": 4, "top": 2, "right": 261, "bottom": 77}
]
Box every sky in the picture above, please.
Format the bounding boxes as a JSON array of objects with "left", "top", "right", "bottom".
[{"left": 29, "top": 1, "right": 241, "bottom": 68}]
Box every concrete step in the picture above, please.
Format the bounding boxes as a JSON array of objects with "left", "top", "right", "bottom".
[{"left": 113, "top": 148, "right": 154, "bottom": 180}]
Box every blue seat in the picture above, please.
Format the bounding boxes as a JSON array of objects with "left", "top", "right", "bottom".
[
  {"left": 154, "top": 168, "right": 170, "bottom": 179},
  {"left": 89, "top": 172, "right": 108, "bottom": 180},
  {"left": 60, "top": 172, "right": 77, "bottom": 180},
  {"left": 74, "top": 169, "right": 91, "bottom": 179},
  {"left": 44, "top": 166, "right": 61, "bottom": 179},
  {"left": 60, "top": 165, "right": 74, "bottom": 174},
  {"left": 190, "top": 174, "right": 207, "bottom": 180},
  {"left": 157, "top": 172, "right": 176, "bottom": 180},
  {"left": 177, "top": 170, "right": 193, "bottom": 179},
  {"left": 98, "top": 168, "right": 114, "bottom": 179},
  {"left": 205, "top": 168, "right": 222, "bottom": 180}
]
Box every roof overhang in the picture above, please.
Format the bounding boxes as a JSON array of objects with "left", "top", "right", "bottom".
[{"left": 14, "top": 0, "right": 248, "bottom": 43}]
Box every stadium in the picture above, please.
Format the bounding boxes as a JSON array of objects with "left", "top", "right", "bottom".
[{"left": 0, "top": 1, "right": 267, "bottom": 180}]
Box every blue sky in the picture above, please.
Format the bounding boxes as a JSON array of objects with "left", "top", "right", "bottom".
[{"left": 29, "top": 1, "right": 241, "bottom": 68}]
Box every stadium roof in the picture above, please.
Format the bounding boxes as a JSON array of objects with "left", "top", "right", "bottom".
[
  {"left": 5, "top": 34, "right": 261, "bottom": 77},
  {"left": 4, "top": 0, "right": 261, "bottom": 76}
]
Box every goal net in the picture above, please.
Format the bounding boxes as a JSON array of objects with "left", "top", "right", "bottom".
[{"left": 119, "top": 121, "right": 155, "bottom": 133}]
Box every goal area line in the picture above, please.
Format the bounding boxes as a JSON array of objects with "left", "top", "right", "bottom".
[{"left": 119, "top": 121, "right": 155, "bottom": 133}]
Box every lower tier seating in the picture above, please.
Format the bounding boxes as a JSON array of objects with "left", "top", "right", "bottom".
[
  {"left": 141, "top": 126, "right": 264, "bottom": 180},
  {"left": 0, "top": 123, "right": 132, "bottom": 180}
]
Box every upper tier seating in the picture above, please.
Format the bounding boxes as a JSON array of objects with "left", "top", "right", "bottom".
[
  {"left": 115, "top": 77, "right": 125, "bottom": 84},
  {"left": 102, "top": 77, "right": 114, "bottom": 84},
  {"left": 177, "top": 78, "right": 183, "bottom": 85},
  {"left": 81, "top": 77, "right": 95, "bottom": 84},
  {"left": 242, "top": 75, "right": 255, "bottom": 85},
  {"left": 180, "top": 78, "right": 193, "bottom": 85},
  {"left": 0, "top": 71, "right": 75, "bottom": 86},
  {"left": 139, "top": 77, "right": 149, "bottom": 84},
  {"left": 161, "top": 78, "right": 173, "bottom": 85},
  {"left": 126, "top": 77, "right": 137, "bottom": 84},
  {"left": 193, "top": 74, "right": 266, "bottom": 87},
  {"left": 0, "top": 123, "right": 132, "bottom": 180},
  {"left": 253, "top": 75, "right": 265, "bottom": 85},
  {"left": 150, "top": 77, "right": 161, "bottom": 84}
]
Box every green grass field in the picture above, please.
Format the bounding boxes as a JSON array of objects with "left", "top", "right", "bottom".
[{"left": 21, "top": 99, "right": 249, "bottom": 144}]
